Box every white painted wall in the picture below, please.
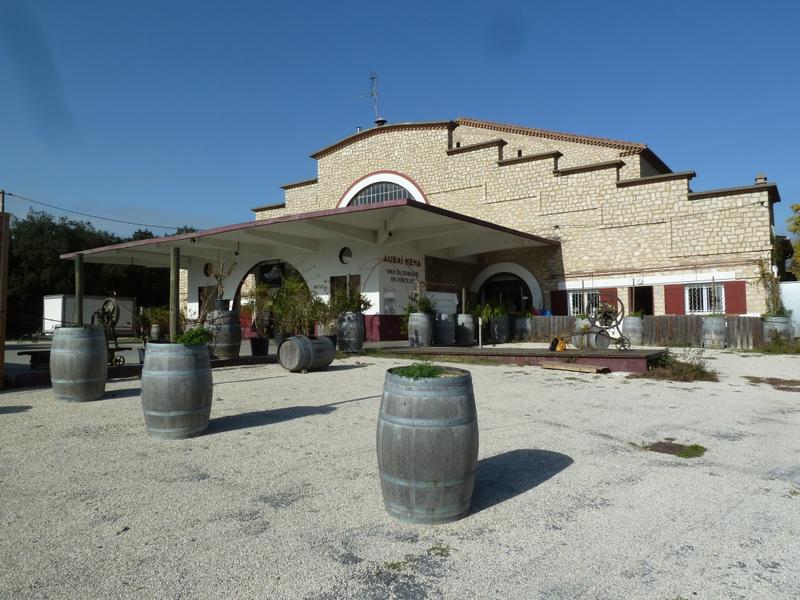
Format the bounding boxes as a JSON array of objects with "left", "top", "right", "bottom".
[
  {"left": 184, "top": 241, "right": 426, "bottom": 318},
  {"left": 42, "top": 295, "right": 136, "bottom": 334}
]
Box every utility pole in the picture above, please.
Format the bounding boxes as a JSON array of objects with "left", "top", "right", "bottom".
[{"left": 0, "top": 190, "right": 10, "bottom": 388}]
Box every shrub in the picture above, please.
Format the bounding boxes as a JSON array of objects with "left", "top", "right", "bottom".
[
  {"left": 393, "top": 362, "right": 446, "bottom": 379},
  {"left": 176, "top": 327, "right": 213, "bottom": 346},
  {"left": 630, "top": 348, "right": 718, "bottom": 382}
]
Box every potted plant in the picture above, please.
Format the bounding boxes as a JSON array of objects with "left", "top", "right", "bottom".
[
  {"left": 512, "top": 311, "right": 533, "bottom": 341},
  {"left": 376, "top": 362, "right": 479, "bottom": 523},
  {"left": 404, "top": 293, "right": 434, "bottom": 347},
  {"left": 455, "top": 293, "right": 476, "bottom": 346},
  {"left": 759, "top": 259, "right": 793, "bottom": 341},
  {"left": 141, "top": 327, "right": 214, "bottom": 439},
  {"left": 271, "top": 275, "right": 318, "bottom": 349},
  {"left": 203, "top": 259, "right": 241, "bottom": 359},
  {"left": 477, "top": 301, "right": 509, "bottom": 344},
  {"left": 313, "top": 295, "right": 338, "bottom": 347},
  {"left": 571, "top": 312, "right": 591, "bottom": 348},
  {"left": 144, "top": 306, "right": 170, "bottom": 341},
  {"left": 332, "top": 287, "right": 372, "bottom": 352},
  {"left": 241, "top": 282, "right": 272, "bottom": 356}
]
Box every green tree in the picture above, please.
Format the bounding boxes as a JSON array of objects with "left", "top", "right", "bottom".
[
  {"left": 8, "top": 210, "right": 176, "bottom": 336},
  {"left": 789, "top": 203, "right": 800, "bottom": 279}
]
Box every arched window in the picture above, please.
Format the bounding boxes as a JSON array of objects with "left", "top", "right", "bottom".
[{"left": 349, "top": 182, "right": 414, "bottom": 206}]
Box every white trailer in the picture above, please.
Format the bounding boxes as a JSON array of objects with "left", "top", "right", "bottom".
[{"left": 42, "top": 295, "right": 137, "bottom": 335}]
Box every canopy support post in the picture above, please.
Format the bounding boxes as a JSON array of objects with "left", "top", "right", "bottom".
[
  {"left": 74, "top": 253, "right": 84, "bottom": 325},
  {"left": 170, "top": 247, "right": 180, "bottom": 342}
]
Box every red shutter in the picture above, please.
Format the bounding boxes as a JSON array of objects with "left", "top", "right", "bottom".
[
  {"left": 550, "top": 290, "right": 568, "bottom": 316},
  {"left": 664, "top": 284, "right": 685, "bottom": 315},
  {"left": 724, "top": 281, "right": 747, "bottom": 314},
  {"left": 600, "top": 288, "right": 618, "bottom": 304}
]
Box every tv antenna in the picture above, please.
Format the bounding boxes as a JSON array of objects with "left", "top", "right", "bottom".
[{"left": 360, "top": 72, "right": 386, "bottom": 126}]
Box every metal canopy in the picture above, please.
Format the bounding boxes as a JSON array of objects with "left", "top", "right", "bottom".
[{"left": 60, "top": 199, "right": 559, "bottom": 266}]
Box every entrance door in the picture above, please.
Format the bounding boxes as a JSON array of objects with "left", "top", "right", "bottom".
[
  {"left": 630, "top": 286, "right": 654, "bottom": 315},
  {"left": 479, "top": 273, "right": 532, "bottom": 313}
]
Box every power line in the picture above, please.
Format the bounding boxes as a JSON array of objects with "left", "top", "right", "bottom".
[{"left": 4, "top": 190, "right": 185, "bottom": 231}]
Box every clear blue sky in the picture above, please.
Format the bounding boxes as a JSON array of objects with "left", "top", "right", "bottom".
[{"left": 1, "top": 0, "right": 798, "bottom": 238}]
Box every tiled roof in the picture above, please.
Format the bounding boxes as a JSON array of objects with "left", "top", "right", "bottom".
[{"left": 456, "top": 117, "right": 647, "bottom": 152}]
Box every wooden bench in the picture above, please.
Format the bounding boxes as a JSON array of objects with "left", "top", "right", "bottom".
[{"left": 17, "top": 350, "right": 51, "bottom": 369}]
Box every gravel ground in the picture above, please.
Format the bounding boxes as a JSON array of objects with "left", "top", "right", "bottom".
[{"left": 1, "top": 348, "right": 799, "bottom": 599}]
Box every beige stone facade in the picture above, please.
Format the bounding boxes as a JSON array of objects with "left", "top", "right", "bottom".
[{"left": 252, "top": 118, "right": 779, "bottom": 316}]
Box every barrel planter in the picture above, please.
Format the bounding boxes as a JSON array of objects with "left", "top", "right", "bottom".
[
  {"left": 763, "top": 316, "right": 793, "bottom": 342},
  {"left": 337, "top": 311, "right": 365, "bottom": 352},
  {"left": 149, "top": 324, "right": 162, "bottom": 341},
  {"left": 249, "top": 337, "right": 269, "bottom": 357},
  {"left": 50, "top": 326, "right": 107, "bottom": 402},
  {"left": 204, "top": 308, "right": 242, "bottom": 359},
  {"left": 702, "top": 316, "right": 726, "bottom": 349},
  {"left": 278, "top": 335, "right": 335, "bottom": 372},
  {"left": 622, "top": 316, "right": 644, "bottom": 346},
  {"left": 455, "top": 314, "right": 476, "bottom": 346},
  {"left": 141, "top": 342, "right": 213, "bottom": 439},
  {"left": 408, "top": 312, "right": 432, "bottom": 347},
  {"left": 434, "top": 313, "right": 455, "bottom": 346},
  {"left": 513, "top": 316, "right": 532, "bottom": 341},
  {"left": 572, "top": 317, "right": 591, "bottom": 348},
  {"left": 377, "top": 367, "right": 479, "bottom": 524},
  {"left": 490, "top": 315, "right": 510, "bottom": 343}
]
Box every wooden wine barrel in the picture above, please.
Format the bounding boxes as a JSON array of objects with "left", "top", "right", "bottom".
[
  {"left": 377, "top": 367, "right": 479, "bottom": 524},
  {"left": 622, "top": 316, "right": 643, "bottom": 345},
  {"left": 408, "top": 312, "right": 432, "bottom": 347},
  {"left": 204, "top": 309, "right": 241, "bottom": 359},
  {"left": 490, "top": 316, "right": 509, "bottom": 343},
  {"left": 589, "top": 326, "right": 611, "bottom": 350},
  {"left": 50, "top": 326, "right": 107, "bottom": 402},
  {"left": 434, "top": 313, "right": 455, "bottom": 346},
  {"left": 337, "top": 311, "right": 365, "bottom": 352},
  {"left": 278, "top": 336, "right": 335, "bottom": 373},
  {"left": 513, "top": 316, "right": 532, "bottom": 340},
  {"left": 141, "top": 342, "right": 213, "bottom": 439},
  {"left": 455, "top": 314, "right": 476, "bottom": 346}
]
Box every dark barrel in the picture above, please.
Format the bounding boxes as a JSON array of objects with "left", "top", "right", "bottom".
[
  {"left": 337, "top": 311, "right": 365, "bottom": 352},
  {"left": 622, "top": 316, "right": 643, "bottom": 345},
  {"left": 513, "top": 316, "right": 532, "bottom": 340},
  {"left": 377, "top": 367, "right": 479, "bottom": 524},
  {"left": 490, "top": 315, "right": 509, "bottom": 343},
  {"left": 455, "top": 314, "right": 476, "bottom": 345},
  {"left": 50, "top": 326, "right": 107, "bottom": 402},
  {"left": 434, "top": 313, "right": 455, "bottom": 346},
  {"left": 408, "top": 312, "right": 432, "bottom": 347},
  {"left": 141, "top": 343, "right": 213, "bottom": 439},
  {"left": 278, "top": 335, "right": 335, "bottom": 372},
  {"left": 204, "top": 309, "right": 242, "bottom": 359},
  {"left": 588, "top": 326, "right": 611, "bottom": 349}
]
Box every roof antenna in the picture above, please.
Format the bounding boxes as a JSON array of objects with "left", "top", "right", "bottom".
[{"left": 365, "top": 72, "right": 386, "bottom": 127}]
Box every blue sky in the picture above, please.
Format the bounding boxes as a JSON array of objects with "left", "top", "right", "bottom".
[{"left": 1, "top": 0, "right": 798, "bottom": 237}]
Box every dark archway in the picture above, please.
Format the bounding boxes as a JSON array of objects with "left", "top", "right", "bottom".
[{"left": 478, "top": 272, "right": 533, "bottom": 313}]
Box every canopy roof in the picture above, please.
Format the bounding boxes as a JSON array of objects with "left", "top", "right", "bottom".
[{"left": 61, "top": 199, "right": 559, "bottom": 267}]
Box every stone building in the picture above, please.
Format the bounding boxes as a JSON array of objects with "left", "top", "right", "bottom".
[
  {"left": 248, "top": 117, "right": 779, "bottom": 325},
  {"left": 68, "top": 117, "right": 782, "bottom": 340}
]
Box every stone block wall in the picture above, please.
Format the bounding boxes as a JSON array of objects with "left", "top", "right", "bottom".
[{"left": 251, "top": 119, "right": 774, "bottom": 315}]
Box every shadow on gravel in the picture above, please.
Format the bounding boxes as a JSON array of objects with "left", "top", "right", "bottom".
[
  {"left": 471, "top": 449, "right": 573, "bottom": 514},
  {"left": 324, "top": 364, "right": 369, "bottom": 372},
  {"left": 0, "top": 405, "right": 32, "bottom": 414},
  {"left": 215, "top": 375, "right": 288, "bottom": 385},
  {"left": 207, "top": 405, "right": 337, "bottom": 434},
  {"left": 103, "top": 388, "right": 142, "bottom": 400}
]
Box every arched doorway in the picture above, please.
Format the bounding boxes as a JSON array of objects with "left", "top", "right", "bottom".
[
  {"left": 232, "top": 259, "right": 307, "bottom": 309},
  {"left": 470, "top": 262, "right": 543, "bottom": 312},
  {"left": 478, "top": 272, "right": 533, "bottom": 313}
]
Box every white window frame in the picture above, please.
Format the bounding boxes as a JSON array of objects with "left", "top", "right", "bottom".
[
  {"left": 568, "top": 289, "right": 600, "bottom": 316},
  {"left": 685, "top": 283, "right": 725, "bottom": 314}
]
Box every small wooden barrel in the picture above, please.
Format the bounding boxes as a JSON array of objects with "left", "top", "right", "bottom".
[
  {"left": 702, "top": 316, "right": 726, "bottom": 349},
  {"left": 513, "top": 316, "right": 532, "bottom": 340},
  {"left": 434, "top": 313, "right": 455, "bottom": 346},
  {"left": 377, "top": 367, "right": 479, "bottom": 524},
  {"left": 622, "top": 316, "right": 643, "bottom": 345},
  {"left": 337, "top": 311, "right": 364, "bottom": 352},
  {"left": 50, "top": 326, "right": 107, "bottom": 402},
  {"left": 141, "top": 343, "right": 213, "bottom": 439},
  {"left": 455, "top": 314, "right": 476, "bottom": 345},
  {"left": 589, "top": 326, "right": 611, "bottom": 349},
  {"left": 572, "top": 317, "right": 591, "bottom": 348},
  {"left": 204, "top": 309, "right": 241, "bottom": 359},
  {"left": 278, "top": 335, "right": 335, "bottom": 372},
  {"left": 408, "top": 312, "right": 432, "bottom": 347}
]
